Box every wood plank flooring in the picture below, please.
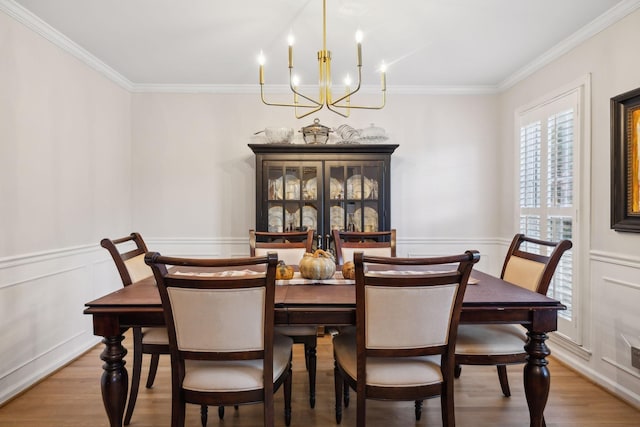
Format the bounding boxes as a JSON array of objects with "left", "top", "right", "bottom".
[{"left": 0, "top": 332, "right": 638, "bottom": 426}]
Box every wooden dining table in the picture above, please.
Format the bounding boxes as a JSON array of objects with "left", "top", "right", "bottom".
[{"left": 84, "top": 267, "right": 564, "bottom": 427}]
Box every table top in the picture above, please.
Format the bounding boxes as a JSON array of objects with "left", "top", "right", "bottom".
[{"left": 85, "top": 267, "right": 564, "bottom": 311}]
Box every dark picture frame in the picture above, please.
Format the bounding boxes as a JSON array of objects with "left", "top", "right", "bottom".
[{"left": 611, "top": 87, "right": 640, "bottom": 232}]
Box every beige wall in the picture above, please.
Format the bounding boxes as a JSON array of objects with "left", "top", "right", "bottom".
[
  {"left": 131, "top": 92, "right": 501, "bottom": 244},
  {"left": 0, "top": 12, "right": 132, "bottom": 256},
  {"left": 498, "top": 9, "right": 640, "bottom": 406},
  {"left": 0, "top": 10, "right": 132, "bottom": 403}
]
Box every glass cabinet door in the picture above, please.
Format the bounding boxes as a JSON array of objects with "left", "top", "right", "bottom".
[
  {"left": 265, "top": 161, "right": 322, "bottom": 233},
  {"left": 326, "top": 161, "right": 384, "bottom": 233}
]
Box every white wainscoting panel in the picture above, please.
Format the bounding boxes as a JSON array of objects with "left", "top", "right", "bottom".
[
  {"left": 0, "top": 244, "right": 119, "bottom": 405},
  {"left": 549, "top": 251, "right": 640, "bottom": 409}
]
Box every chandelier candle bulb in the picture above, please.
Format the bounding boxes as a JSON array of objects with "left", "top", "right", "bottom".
[
  {"left": 258, "top": 51, "right": 265, "bottom": 84},
  {"left": 288, "top": 34, "right": 294, "bottom": 68},
  {"left": 356, "top": 30, "right": 363, "bottom": 67}
]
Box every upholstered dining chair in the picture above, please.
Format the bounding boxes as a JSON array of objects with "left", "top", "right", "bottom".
[
  {"left": 454, "top": 233, "right": 572, "bottom": 397},
  {"left": 102, "top": 233, "right": 215, "bottom": 426},
  {"left": 333, "top": 250, "right": 480, "bottom": 426},
  {"left": 145, "top": 252, "right": 293, "bottom": 427},
  {"left": 249, "top": 228, "right": 319, "bottom": 408},
  {"left": 332, "top": 229, "right": 396, "bottom": 265},
  {"left": 101, "top": 233, "right": 170, "bottom": 425}
]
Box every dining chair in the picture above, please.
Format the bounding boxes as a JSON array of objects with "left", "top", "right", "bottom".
[
  {"left": 145, "top": 252, "right": 293, "bottom": 427},
  {"left": 454, "top": 233, "right": 572, "bottom": 397},
  {"left": 333, "top": 250, "right": 480, "bottom": 426},
  {"left": 101, "top": 233, "right": 170, "bottom": 425},
  {"left": 102, "top": 233, "right": 216, "bottom": 425},
  {"left": 249, "top": 228, "right": 319, "bottom": 408},
  {"left": 332, "top": 229, "right": 396, "bottom": 265}
]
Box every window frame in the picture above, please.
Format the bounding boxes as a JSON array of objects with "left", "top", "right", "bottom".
[{"left": 513, "top": 75, "right": 591, "bottom": 347}]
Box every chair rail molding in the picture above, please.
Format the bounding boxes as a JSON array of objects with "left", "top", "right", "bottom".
[{"left": 590, "top": 249, "right": 640, "bottom": 269}]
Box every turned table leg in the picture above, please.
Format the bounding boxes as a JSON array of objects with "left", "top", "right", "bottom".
[
  {"left": 100, "top": 334, "right": 128, "bottom": 427},
  {"left": 523, "top": 330, "right": 550, "bottom": 427}
]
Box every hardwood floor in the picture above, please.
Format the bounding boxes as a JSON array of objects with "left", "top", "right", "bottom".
[{"left": 0, "top": 332, "right": 638, "bottom": 426}]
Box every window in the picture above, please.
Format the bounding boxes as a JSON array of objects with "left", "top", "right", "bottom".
[{"left": 516, "top": 82, "right": 587, "bottom": 344}]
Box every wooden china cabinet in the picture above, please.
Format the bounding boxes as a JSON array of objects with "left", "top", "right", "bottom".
[{"left": 249, "top": 143, "right": 398, "bottom": 251}]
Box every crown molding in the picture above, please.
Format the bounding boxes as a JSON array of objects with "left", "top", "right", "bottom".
[
  {"left": 4, "top": 0, "right": 640, "bottom": 96},
  {"left": 0, "top": 0, "right": 134, "bottom": 91},
  {"left": 131, "top": 83, "right": 500, "bottom": 95},
  {"left": 498, "top": 0, "right": 640, "bottom": 91}
]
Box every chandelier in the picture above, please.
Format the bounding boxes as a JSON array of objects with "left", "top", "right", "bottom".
[{"left": 258, "top": 0, "right": 386, "bottom": 119}]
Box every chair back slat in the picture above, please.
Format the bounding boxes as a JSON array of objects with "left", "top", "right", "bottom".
[
  {"left": 500, "top": 233, "right": 573, "bottom": 294},
  {"left": 125, "top": 253, "right": 153, "bottom": 283},
  {"left": 101, "top": 232, "right": 150, "bottom": 286},
  {"left": 254, "top": 247, "right": 306, "bottom": 266},
  {"left": 503, "top": 256, "right": 546, "bottom": 292},
  {"left": 332, "top": 229, "right": 396, "bottom": 265},
  {"left": 341, "top": 246, "right": 391, "bottom": 264},
  {"left": 250, "top": 229, "right": 313, "bottom": 264}
]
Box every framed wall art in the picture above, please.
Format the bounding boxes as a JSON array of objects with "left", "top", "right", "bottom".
[{"left": 611, "top": 86, "right": 640, "bottom": 232}]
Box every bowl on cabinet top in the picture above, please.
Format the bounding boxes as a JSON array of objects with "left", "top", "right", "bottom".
[{"left": 256, "top": 127, "right": 294, "bottom": 144}]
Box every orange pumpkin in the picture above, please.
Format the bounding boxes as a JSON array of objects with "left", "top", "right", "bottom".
[
  {"left": 341, "top": 261, "right": 355, "bottom": 280},
  {"left": 276, "top": 261, "right": 295, "bottom": 280}
]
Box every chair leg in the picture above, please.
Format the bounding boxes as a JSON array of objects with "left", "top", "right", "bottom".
[
  {"left": 305, "top": 341, "right": 317, "bottom": 408},
  {"left": 343, "top": 379, "right": 350, "bottom": 407},
  {"left": 217, "top": 405, "right": 223, "bottom": 420},
  {"left": 124, "top": 327, "right": 143, "bottom": 425},
  {"left": 454, "top": 363, "right": 462, "bottom": 378},
  {"left": 497, "top": 365, "right": 511, "bottom": 397},
  {"left": 284, "top": 365, "right": 292, "bottom": 426},
  {"left": 200, "top": 405, "right": 208, "bottom": 426},
  {"left": 415, "top": 400, "right": 423, "bottom": 421},
  {"left": 172, "top": 397, "right": 186, "bottom": 427},
  {"left": 334, "top": 361, "right": 343, "bottom": 424},
  {"left": 441, "top": 383, "right": 455, "bottom": 427},
  {"left": 146, "top": 353, "right": 160, "bottom": 388},
  {"left": 356, "top": 384, "right": 366, "bottom": 427}
]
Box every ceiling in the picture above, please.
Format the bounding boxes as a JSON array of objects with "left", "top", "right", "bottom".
[{"left": 6, "top": 0, "right": 636, "bottom": 91}]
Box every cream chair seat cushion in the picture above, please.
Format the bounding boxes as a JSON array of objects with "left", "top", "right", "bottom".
[
  {"left": 141, "top": 327, "right": 169, "bottom": 345},
  {"left": 455, "top": 324, "right": 527, "bottom": 355},
  {"left": 182, "top": 334, "right": 293, "bottom": 393},
  {"left": 333, "top": 332, "right": 442, "bottom": 387}
]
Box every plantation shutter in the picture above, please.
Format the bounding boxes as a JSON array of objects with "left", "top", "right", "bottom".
[{"left": 518, "top": 93, "right": 577, "bottom": 322}]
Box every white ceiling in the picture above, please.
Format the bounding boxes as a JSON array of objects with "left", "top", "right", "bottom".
[{"left": 6, "top": 0, "right": 637, "bottom": 91}]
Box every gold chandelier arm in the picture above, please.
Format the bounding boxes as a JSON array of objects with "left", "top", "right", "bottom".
[
  {"left": 330, "top": 90, "right": 386, "bottom": 111},
  {"left": 289, "top": 69, "right": 323, "bottom": 107},
  {"left": 326, "top": 102, "right": 350, "bottom": 118},
  {"left": 295, "top": 103, "right": 325, "bottom": 119},
  {"left": 260, "top": 84, "right": 319, "bottom": 109},
  {"left": 330, "top": 66, "right": 363, "bottom": 106},
  {"left": 330, "top": 66, "right": 386, "bottom": 110}
]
